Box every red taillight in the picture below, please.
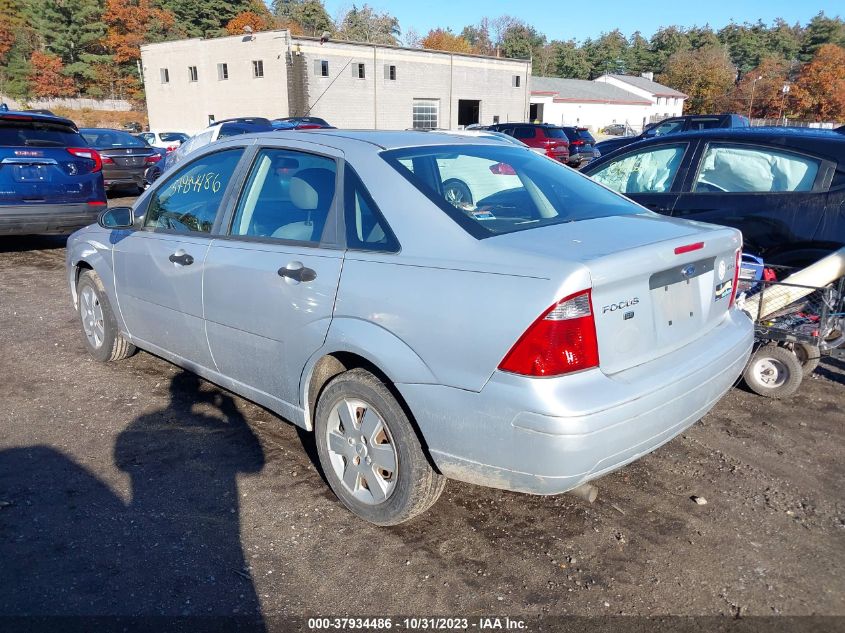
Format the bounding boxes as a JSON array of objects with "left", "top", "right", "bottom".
[
  {"left": 166, "top": 145, "right": 178, "bottom": 153},
  {"left": 674, "top": 241, "right": 704, "bottom": 255},
  {"left": 87, "top": 200, "right": 107, "bottom": 206},
  {"left": 67, "top": 147, "right": 103, "bottom": 172},
  {"left": 570, "top": 140, "right": 585, "bottom": 146},
  {"left": 499, "top": 289, "right": 599, "bottom": 377},
  {"left": 729, "top": 248, "right": 742, "bottom": 308},
  {"left": 101, "top": 155, "right": 114, "bottom": 165},
  {"left": 145, "top": 154, "right": 161, "bottom": 164}
]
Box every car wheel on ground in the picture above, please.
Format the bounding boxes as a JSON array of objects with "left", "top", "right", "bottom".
[
  {"left": 442, "top": 179, "right": 473, "bottom": 207},
  {"left": 77, "top": 270, "right": 136, "bottom": 362},
  {"left": 314, "top": 368, "right": 446, "bottom": 525},
  {"left": 743, "top": 344, "right": 803, "bottom": 398}
]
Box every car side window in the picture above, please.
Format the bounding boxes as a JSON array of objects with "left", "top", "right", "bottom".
[
  {"left": 693, "top": 144, "right": 821, "bottom": 193},
  {"left": 145, "top": 148, "right": 244, "bottom": 233},
  {"left": 512, "top": 127, "right": 534, "bottom": 139},
  {"left": 230, "top": 148, "right": 337, "bottom": 244},
  {"left": 649, "top": 120, "right": 684, "bottom": 137},
  {"left": 344, "top": 166, "right": 399, "bottom": 252},
  {"left": 590, "top": 144, "right": 687, "bottom": 194}
]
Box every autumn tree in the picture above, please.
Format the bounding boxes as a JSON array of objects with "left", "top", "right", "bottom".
[
  {"left": 658, "top": 44, "right": 736, "bottom": 113},
  {"left": 28, "top": 51, "right": 75, "bottom": 97},
  {"left": 226, "top": 11, "right": 271, "bottom": 35},
  {"left": 103, "top": 0, "right": 176, "bottom": 64},
  {"left": 729, "top": 56, "right": 790, "bottom": 118},
  {"left": 420, "top": 28, "right": 473, "bottom": 54},
  {"left": 790, "top": 43, "right": 845, "bottom": 120}
]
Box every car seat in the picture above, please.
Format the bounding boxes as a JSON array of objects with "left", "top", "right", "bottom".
[{"left": 271, "top": 168, "right": 335, "bottom": 242}]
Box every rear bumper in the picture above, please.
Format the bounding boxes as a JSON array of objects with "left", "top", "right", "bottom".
[
  {"left": 0, "top": 203, "right": 103, "bottom": 235},
  {"left": 398, "top": 309, "right": 753, "bottom": 495}
]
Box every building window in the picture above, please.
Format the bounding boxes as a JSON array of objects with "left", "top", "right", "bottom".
[
  {"left": 412, "top": 99, "right": 438, "bottom": 130},
  {"left": 252, "top": 60, "right": 264, "bottom": 78},
  {"left": 188, "top": 66, "right": 198, "bottom": 82},
  {"left": 319, "top": 60, "right": 329, "bottom": 76},
  {"left": 513, "top": 75, "right": 521, "bottom": 87},
  {"left": 384, "top": 64, "right": 396, "bottom": 80},
  {"left": 208, "top": 114, "right": 215, "bottom": 125},
  {"left": 160, "top": 68, "right": 169, "bottom": 84},
  {"left": 351, "top": 62, "right": 365, "bottom": 79},
  {"left": 217, "top": 63, "right": 228, "bottom": 80}
]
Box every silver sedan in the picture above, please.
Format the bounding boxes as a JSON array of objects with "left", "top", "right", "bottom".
[{"left": 66, "top": 130, "right": 753, "bottom": 525}]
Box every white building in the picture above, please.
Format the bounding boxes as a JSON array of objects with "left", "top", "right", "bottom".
[
  {"left": 140, "top": 31, "right": 531, "bottom": 133},
  {"left": 530, "top": 73, "right": 687, "bottom": 132}
]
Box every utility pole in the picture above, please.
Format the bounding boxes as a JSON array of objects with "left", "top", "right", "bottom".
[{"left": 747, "top": 75, "right": 762, "bottom": 120}]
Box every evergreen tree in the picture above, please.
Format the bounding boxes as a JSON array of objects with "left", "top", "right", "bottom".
[
  {"left": 157, "top": 0, "right": 260, "bottom": 38},
  {"left": 799, "top": 12, "right": 845, "bottom": 62}
]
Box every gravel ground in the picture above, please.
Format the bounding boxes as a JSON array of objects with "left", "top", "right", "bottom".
[{"left": 0, "top": 215, "right": 843, "bottom": 625}]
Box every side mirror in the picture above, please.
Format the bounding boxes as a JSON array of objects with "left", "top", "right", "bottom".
[{"left": 98, "top": 206, "right": 134, "bottom": 229}]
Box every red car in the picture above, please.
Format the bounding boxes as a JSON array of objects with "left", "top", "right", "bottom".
[{"left": 487, "top": 123, "right": 570, "bottom": 164}]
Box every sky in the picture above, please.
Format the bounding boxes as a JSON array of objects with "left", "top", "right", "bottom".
[{"left": 318, "top": 1, "right": 844, "bottom": 43}]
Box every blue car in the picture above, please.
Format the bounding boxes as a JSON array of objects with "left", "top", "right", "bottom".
[{"left": 0, "top": 110, "right": 106, "bottom": 236}]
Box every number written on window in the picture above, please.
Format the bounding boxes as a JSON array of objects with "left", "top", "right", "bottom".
[{"left": 145, "top": 149, "right": 243, "bottom": 233}]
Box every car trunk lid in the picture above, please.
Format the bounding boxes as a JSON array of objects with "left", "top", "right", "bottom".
[{"left": 491, "top": 214, "right": 742, "bottom": 375}]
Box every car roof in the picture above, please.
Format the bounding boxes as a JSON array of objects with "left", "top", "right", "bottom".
[
  {"left": 585, "top": 126, "right": 845, "bottom": 171},
  {"left": 252, "top": 129, "right": 517, "bottom": 150},
  {"left": 0, "top": 110, "right": 78, "bottom": 130}
]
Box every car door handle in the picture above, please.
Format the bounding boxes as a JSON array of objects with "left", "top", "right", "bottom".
[
  {"left": 168, "top": 252, "right": 194, "bottom": 266},
  {"left": 277, "top": 262, "right": 317, "bottom": 283}
]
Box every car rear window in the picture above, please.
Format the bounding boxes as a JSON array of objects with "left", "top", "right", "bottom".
[
  {"left": 82, "top": 129, "right": 147, "bottom": 148},
  {"left": 0, "top": 120, "right": 84, "bottom": 147},
  {"left": 542, "top": 127, "right": 568, "bottom": 139},
  {"left": 382, "top": 144, "right": 643, "bottom": 239},
  {"left": 161, "top": 132, "right": 188, "bottom": 142}
]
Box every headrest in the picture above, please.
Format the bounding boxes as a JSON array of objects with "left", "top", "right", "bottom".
[{"left": 289, "top": 168, "right": 335, "bottom": 211}]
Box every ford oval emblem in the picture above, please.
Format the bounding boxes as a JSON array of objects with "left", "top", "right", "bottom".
[{"left": 682, "top": 264, "right": 696, "bottom": 277}]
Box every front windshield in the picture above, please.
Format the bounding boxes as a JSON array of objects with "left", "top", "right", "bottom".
[{"left": 382, "top": 144, "right": 645, "bottom": 238}]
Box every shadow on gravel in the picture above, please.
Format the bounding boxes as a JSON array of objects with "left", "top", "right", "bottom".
[
  {"left": 815, "top": 356, "right": 845, "bottom": 386},
  {"left": 0, "top": 371, "right": 266, "bottom": 628},
  {"left": 0, "top": 235, "right": 68, "bottom": 252}
]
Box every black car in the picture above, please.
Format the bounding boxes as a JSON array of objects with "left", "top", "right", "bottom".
[
  {"left": 560, "top": 126, "right": 599, "bottom": 168},
  {"left": 582, "top": 127, "right": 845, "bottom": 266},
  {"left": 0, "top": 111, "right": 107, "bottom": 236},
  {"left": 80, "top": 128, "right": 161, "bottom": 194},
  {"left": 596, "top": 114, "right": 750, "bottom": 157}
]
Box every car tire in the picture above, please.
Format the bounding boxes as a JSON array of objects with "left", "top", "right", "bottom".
[
  {"left": 743, "top": 344, "right": 803, "bottom": 398},
  {"left": 77, "top": 270, "right": 136, "bottom": 363},
  {"left": 314, "top": 368, "right": 446, "bottom": 525},
  {"left": 793, "top": 342, "right": 820, "bottom": 376},
  {"left": 443, "top": 179, "right": 473, "bottom": 207}
]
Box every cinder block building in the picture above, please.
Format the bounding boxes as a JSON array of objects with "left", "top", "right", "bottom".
[{"left": 140, "top": 31, "right": 532, "bottom": 134}]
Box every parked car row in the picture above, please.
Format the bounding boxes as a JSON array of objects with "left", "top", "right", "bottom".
[{"left": 472, "top": 122, "right": 600, "bottom": 168}]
